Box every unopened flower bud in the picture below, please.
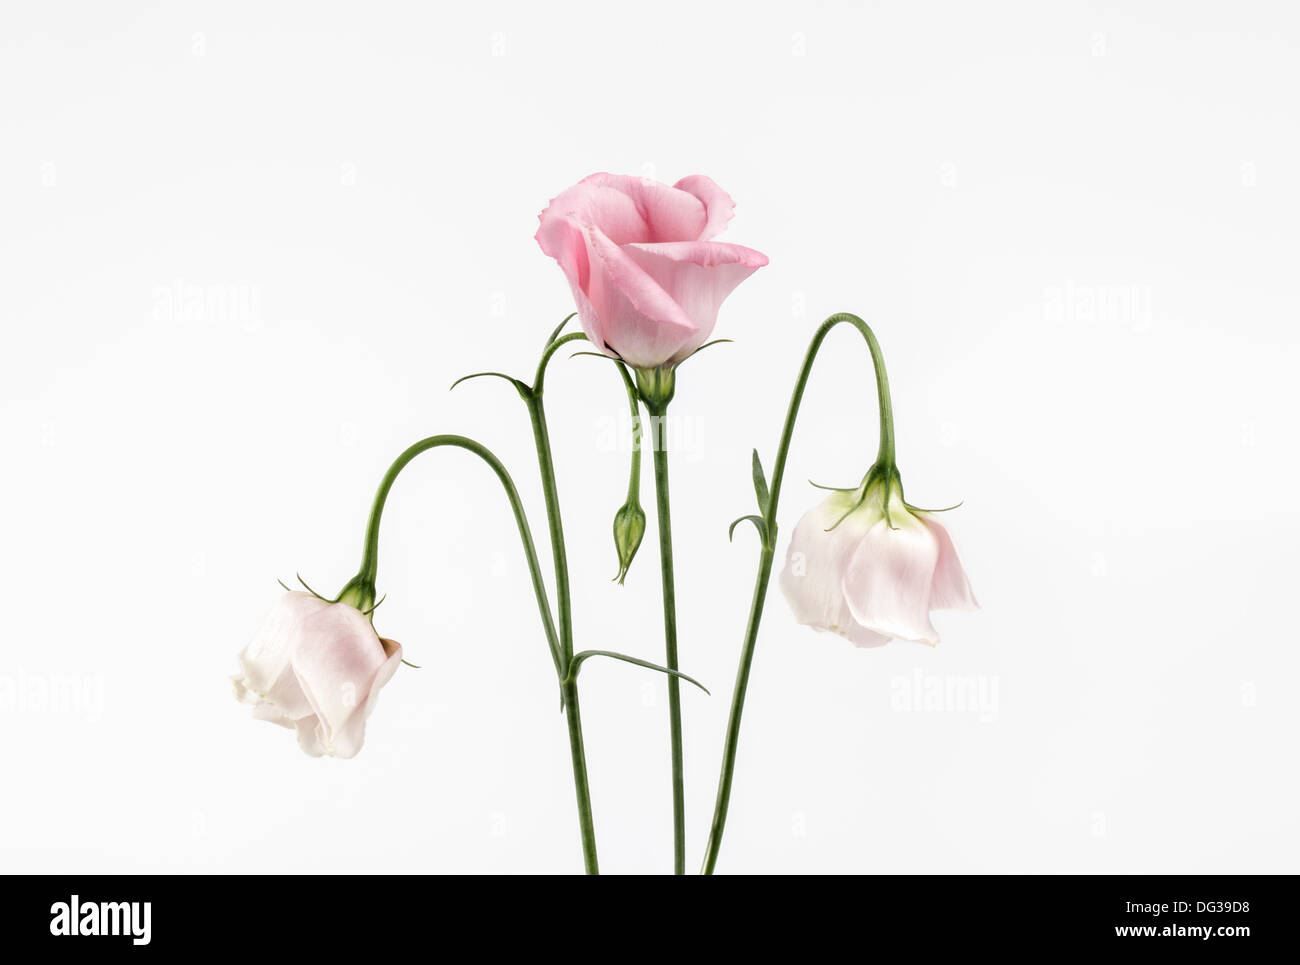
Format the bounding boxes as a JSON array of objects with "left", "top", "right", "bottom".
[{"left": 612, "top": 500, "right": 647, "bottom": 584}]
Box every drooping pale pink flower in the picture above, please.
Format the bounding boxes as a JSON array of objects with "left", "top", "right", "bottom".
[
  {"left": 535, "top": 173, "right": 768, "bottom": 370},
  {"left": 233, "top": 591, "right": 402, "bottom": 758},
  {"left": 779, "top": 478, "right": 978, "bottom": 647}
]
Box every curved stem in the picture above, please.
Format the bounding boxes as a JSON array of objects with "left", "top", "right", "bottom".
[
  {"left": 533, "top": 332, "right": 588, "bottom": 397},
  {"left": 646, "top": 399, "right": 686, "bottom": 874},
  {"left": 701, "top": 312, "right": 894, "bottom": 875},
  {"left": 353, "top": 434, "right": 562, "bottom": 678},
  {"left": 765, "top": 313, "right": 895, "bottom": 517}
]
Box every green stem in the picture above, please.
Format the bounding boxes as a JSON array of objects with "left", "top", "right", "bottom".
[
  {"left": 701, "top": 313, "right": 894, "bottom": 875},
  {"left": 616, "top": 362, "right": 642, "bottom": 503},
  {"left": 527, "top": 397, "right": 573, "bottom": 664},
  {"left": 561, "top": 679, "right": 598, "bottom": 872},
  {"left": 526, "top": 384, "right": 597, "bottom": 874},
  {"left": 533, "top": 332, "right": 588, "bottom": 396},
  {"left": 647, "top": 399, "right": 686, "bottom": 874}
]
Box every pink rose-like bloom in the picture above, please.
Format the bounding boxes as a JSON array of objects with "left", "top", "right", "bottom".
[
  {"left": 233, "top": 591, "right": 402, "bottom": 758},
  {"left": 535, "top": 173, "right": 768, "bottom": 370},
  {"left": 779, "top": 481, "right": 978, "bottom": 647}
]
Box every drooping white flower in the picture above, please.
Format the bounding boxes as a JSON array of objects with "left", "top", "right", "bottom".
[
  {"left": 779, "top": 474, "right": 977, "bottom": 647},
  {"left": 233, "top": 591, "right": 402, "bottom": 758}
]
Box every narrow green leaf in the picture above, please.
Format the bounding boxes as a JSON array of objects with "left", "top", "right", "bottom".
[
  {"left": 728, "top": 514, "right": 767, "bottom": 544},
  {"left": 751, "top": 449, "right": 770, "bottom": 515},
  {"left": 449, "top": 371, "right": 530, "bottom": 398},
  {"left": 564, "top": 650, "right": 710, "bottom": 696}
]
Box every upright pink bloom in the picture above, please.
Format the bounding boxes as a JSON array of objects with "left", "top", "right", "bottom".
[
  {"left": 233, "top": 591, "right": 402, "bottom": 758},
  {"left": 535, "top": 173, "right": 768, "bottom": 370},
  {"left": 779, "top": 480, "right": 978, "bottom": 647}
]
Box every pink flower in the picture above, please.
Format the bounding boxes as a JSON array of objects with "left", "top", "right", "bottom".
[
  {"left": 779, "top": 479, "right": 978, "bottom": 647},
  {"left": 535, "top": 173, "right": 768, "bottom": 370},
  {"left": 232, "top": 591, "right": 402, "bottom": 758}
]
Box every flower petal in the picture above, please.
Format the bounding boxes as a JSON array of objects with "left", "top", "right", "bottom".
[
  {"left": 779, "top": 490, "right": 888, "bottom": 646},
  {"left": 233, "top": 591, "right": 319, "bottom": 724},
  {"left": 315, "top": 638, "right": 402, "bottom": 760},
  {"left": 581, "top": 225, "right": 699, "bottom": 368},
  {"left": 294, "top": 715, "right": 327, "bottom": 757},
  {"left": 537, "top": 172, "right": 708, "bottom": 248},
  {"left": 673, "top": 175, "right": 736, "bottom": 240},
  {"left": 841, "top": 513, "right": 942, "bottom": 645},
  {"left": 536, "top": 211, "right": 590, "bottom": 297},
  {"left": 288, "top": 602, "right": 395, "bottom": 759},
  {"left": 339, "top": 637, "right": 404, "bottom": 757},
  {"left": 562, "top": 273, "right": 609, "bottom": 356},
  {"left": 620, "top": 241, "right": 768, "bottom": 361},
  {"left": 922, "top": 515, "right": 979, "bottom": 611}
]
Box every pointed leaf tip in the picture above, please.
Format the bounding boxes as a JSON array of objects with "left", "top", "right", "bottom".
[
  {"left": 449, "top": 371, "right": 530, "bottom": 397},
  {"left": 564, "top": 650, "right": 710, "bottom": 696},
  {"left": 728, "top": 514, "right": 767, "bottom": 544},
  {"left": 544, "top": 312, "right": 577, "bottom": 347},
  {"left": 751, "top": 449, "right": 770, "bottom": 515}
]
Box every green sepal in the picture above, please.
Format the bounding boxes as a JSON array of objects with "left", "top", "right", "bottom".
[
  {"left": 679, "top": 338, "right": 733, "bottom": 364},
  {"left": 634, "top": 365, "right": 676, "bottom": 409},
  {"left": 334, "top": 572, "right": 378, "bottom": 613},
  {"left": 277, "top": 572, "right": 373, "bottom": 610},
  {"left": 905, "top": 499, "right": 964, "bottom": 514},
  {"left": 296, "top": 572, "right": 328, "bottom": 600},
  {"left": 808, "top": 479, "right": 859, "bottom": 492}
]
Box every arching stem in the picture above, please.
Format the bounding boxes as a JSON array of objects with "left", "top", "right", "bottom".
[
  {"left": 352, "top": 435, "right": 562, "bottom": 678},
  {"left": 700, "top": 313, "right": 895, "bottom": 874}
]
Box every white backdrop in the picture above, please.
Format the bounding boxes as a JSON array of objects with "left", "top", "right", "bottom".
[{"left": 2, "top": 1, "right": 1296, "bottom": 874}]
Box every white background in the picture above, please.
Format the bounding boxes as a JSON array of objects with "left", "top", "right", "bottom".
[{"left": 2, "top": 1, "right": 1296, "bottom": 874}]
